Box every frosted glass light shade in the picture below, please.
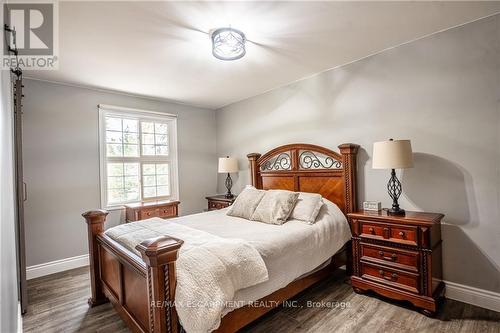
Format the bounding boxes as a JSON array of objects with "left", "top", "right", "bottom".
[
  {"left": 218, "top": 157, "right": 238, "bottom": 173},
  {"left": 372, "top": 140, "right": 413, "bottom": 169},
  {"left": 211, "top": 27, "right": 246, "bottom": 61}
]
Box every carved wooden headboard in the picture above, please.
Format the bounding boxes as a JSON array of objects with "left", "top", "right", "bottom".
[{"left": 247, "top": 143, "right": 359, "bottom": 215}]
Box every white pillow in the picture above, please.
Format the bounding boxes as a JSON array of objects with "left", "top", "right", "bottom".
[
  {"left": 226, "top": 187, "right": 265, "bottom": 220},
  {"left": 251, "top": 190, "right": 300, "bottom": 225},
  {"left": 289, "top": 192, "right": 324, "bottom": 224}
]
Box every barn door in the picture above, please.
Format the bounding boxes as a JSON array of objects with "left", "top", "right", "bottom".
[{"left": 13, "top": 75, "right": 27, "bottom": 314}]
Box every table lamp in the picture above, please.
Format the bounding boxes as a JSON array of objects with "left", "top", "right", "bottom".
[
  {"left": 218, "top": 156, "right": 238, "bottom": 198},
  {"left": 372, "top": 139, "right": 413, "bottom": 215}
]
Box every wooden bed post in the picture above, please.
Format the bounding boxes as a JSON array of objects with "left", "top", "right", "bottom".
[
  {"left": 338, "top": 143, "right": 359, "bottom": 214},
  {"left": 338, "top": 143, "right": 359, "bottom": 276},
  {"left": 82, "top": 209, "right": 109, "bottom": 307},
  {"left": 247, "top": 153, "right": 261, "bottom": 188},
  {"left": 137, "top": 236, "right": 184, "bottom": 333}
]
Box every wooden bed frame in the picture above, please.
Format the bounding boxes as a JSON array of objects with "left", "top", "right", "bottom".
[{"left": 82, "top": 143, "right": 359, "bottom": 333}]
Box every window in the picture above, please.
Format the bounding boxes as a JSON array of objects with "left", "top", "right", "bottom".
[{"left": 99, "top": 105, "right": 178, "bottom": 208}]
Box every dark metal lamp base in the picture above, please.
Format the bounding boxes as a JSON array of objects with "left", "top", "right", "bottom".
[
  {"left": 387, "top": 208, "right": 405, "bottom": 216},
  {"left": 387, "top": 168, "right": 406, "bottom": 216},
  {"left": 224, "top": 173, "right": 234, "bottom": 199}
]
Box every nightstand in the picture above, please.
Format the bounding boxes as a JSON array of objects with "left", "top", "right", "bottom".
[
  {"left": 348, "top": 210, "right": 444, "bottom": 316},
  {"left": 125, "top": 200, "right": 180, "bottom": 222},
  {"left": 206, "top": 195, "right": 237, "bottom": 211}
]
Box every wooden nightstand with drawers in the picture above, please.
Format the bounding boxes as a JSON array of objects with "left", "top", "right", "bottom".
[
  {"left": 125, "top": 200, "right": 180, "bottom": 222},
  {"left": 348, "top": 210, "right": 444, "bottom": 316},
  {"left": 206, "top": 195, "right": 237, "bottom": 211}
]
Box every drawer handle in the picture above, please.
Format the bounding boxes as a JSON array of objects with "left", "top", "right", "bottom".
[
  {"left": 147, "top": 212, "right": 151, "bottom": 216},
  {"left": 399, "top": 231, "right": 405, "bottom": 238},
  {"left": 379, "top": 251, "right": 397, "bottom": 261},
  {"left": 368, "top": 227, "right": 374, "bottom": 233},
  {"left": 379, "top": 270, "right": 398, "bottom": 281}
]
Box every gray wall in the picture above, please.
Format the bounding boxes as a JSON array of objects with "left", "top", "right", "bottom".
[
  {"left": 0, "top": 71, "right": 19, "bottom": 332},
  {"left": 23, "top": 79, "right": 217, "bottom": 267},
  {"left": 216, "top": 15, "right": 500, "bottom": 293}
]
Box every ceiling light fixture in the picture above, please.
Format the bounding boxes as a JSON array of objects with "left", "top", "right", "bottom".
[{"left": 211, "top": 27, "right": 246, "bottom": 61}]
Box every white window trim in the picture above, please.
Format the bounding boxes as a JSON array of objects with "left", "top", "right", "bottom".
[{"left": 98, "top": 104, "right": 179, "bottom": 210}]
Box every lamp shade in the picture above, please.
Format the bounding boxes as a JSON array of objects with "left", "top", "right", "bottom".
[
  {"left": 372, "top": 140, "right": 413, "bottom": 169},
  {"left": 218, "top": 157, "right": 238, "bottom": 173}
]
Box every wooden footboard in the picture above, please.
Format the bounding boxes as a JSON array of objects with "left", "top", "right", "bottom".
[{"left": 83, "top": 210, "right": 182, "bottom": 333}]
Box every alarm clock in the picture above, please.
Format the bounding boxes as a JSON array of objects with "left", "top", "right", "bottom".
[{"left": 363, "top": 201, "right": 382, "bottom": 211}]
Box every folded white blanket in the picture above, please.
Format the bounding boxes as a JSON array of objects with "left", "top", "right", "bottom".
[{"left": 105, "top": 218, "right": 269, "bottom": 333}]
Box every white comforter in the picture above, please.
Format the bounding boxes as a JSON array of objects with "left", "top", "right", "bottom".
[
  {"left": 174, "top": 199, "right": 352, "bottom": 308},
  {"left": 105, "top": 199, "right": 351, "bottom": 333}
]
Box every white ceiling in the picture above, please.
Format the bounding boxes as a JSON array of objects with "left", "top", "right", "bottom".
[{"left": 26, "top": 1, "right": 500, "bottom": 109}]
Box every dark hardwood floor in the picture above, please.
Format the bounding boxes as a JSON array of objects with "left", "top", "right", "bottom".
[{"left": 23, "top": 267, "right": 500, "bottom": 333}]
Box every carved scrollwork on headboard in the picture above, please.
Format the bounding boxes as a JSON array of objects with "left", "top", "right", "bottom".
[
  {"left": 260, "top": 152, "right": 291, "bottom": 171},
  {"left": 247, "top": 143, "right": 359, "bottom": 215},
  {"left": 298, "top": 150, "right": 342, "bottom": 170}
]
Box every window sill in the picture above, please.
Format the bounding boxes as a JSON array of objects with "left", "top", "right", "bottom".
[
  {"left": 103, "top": 205, "right": 126, "bottom": 212},
  {"left": 103, "top": 198, "right": 179, "bottom": 211}
]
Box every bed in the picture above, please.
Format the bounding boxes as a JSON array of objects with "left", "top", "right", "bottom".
[{"left": 82, "top": 143, "right": 359, "bottom": 333}]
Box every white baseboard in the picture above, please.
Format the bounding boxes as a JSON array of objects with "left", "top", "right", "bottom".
[
  {"left": 445, "top": 280, "right": 500, "bottom": 313},
  {"left": 17, "top": 302, "right": 22, "bottom": 333},
  {"left": 26, "top": 254, "right": 89, "bottom": 280}
]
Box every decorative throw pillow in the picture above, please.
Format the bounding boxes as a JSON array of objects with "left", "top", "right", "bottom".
[
  {"left": 289, "top": 192, "right": 324, "bottom": 224},
  {"left": 226, "top": 187, "right": 265, "bottom": 220},
  {"left": 251, "top": 190, "right": 300, "bottom": 225}
]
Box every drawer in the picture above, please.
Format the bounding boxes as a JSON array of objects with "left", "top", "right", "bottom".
[
  {"left": 360, "top": 221, "right": 387, "bottom": 239},
  {"left": 360, "top": 243, "right": 419, "bottom": 272},
  {"left": 390, "top": 226, "right": 417, "bottom": 246},
  {"left": 159, "top": 205, "right": 176, "bottom": 218},
  {"left": 208, "top": 201, "right": 230, "bottom": 210},
  {"left": 361, "top": 262, "right": 420, "bottom": 294},
  {"left": 139, "top": 207, "right": 159, "bottom": 220}
]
